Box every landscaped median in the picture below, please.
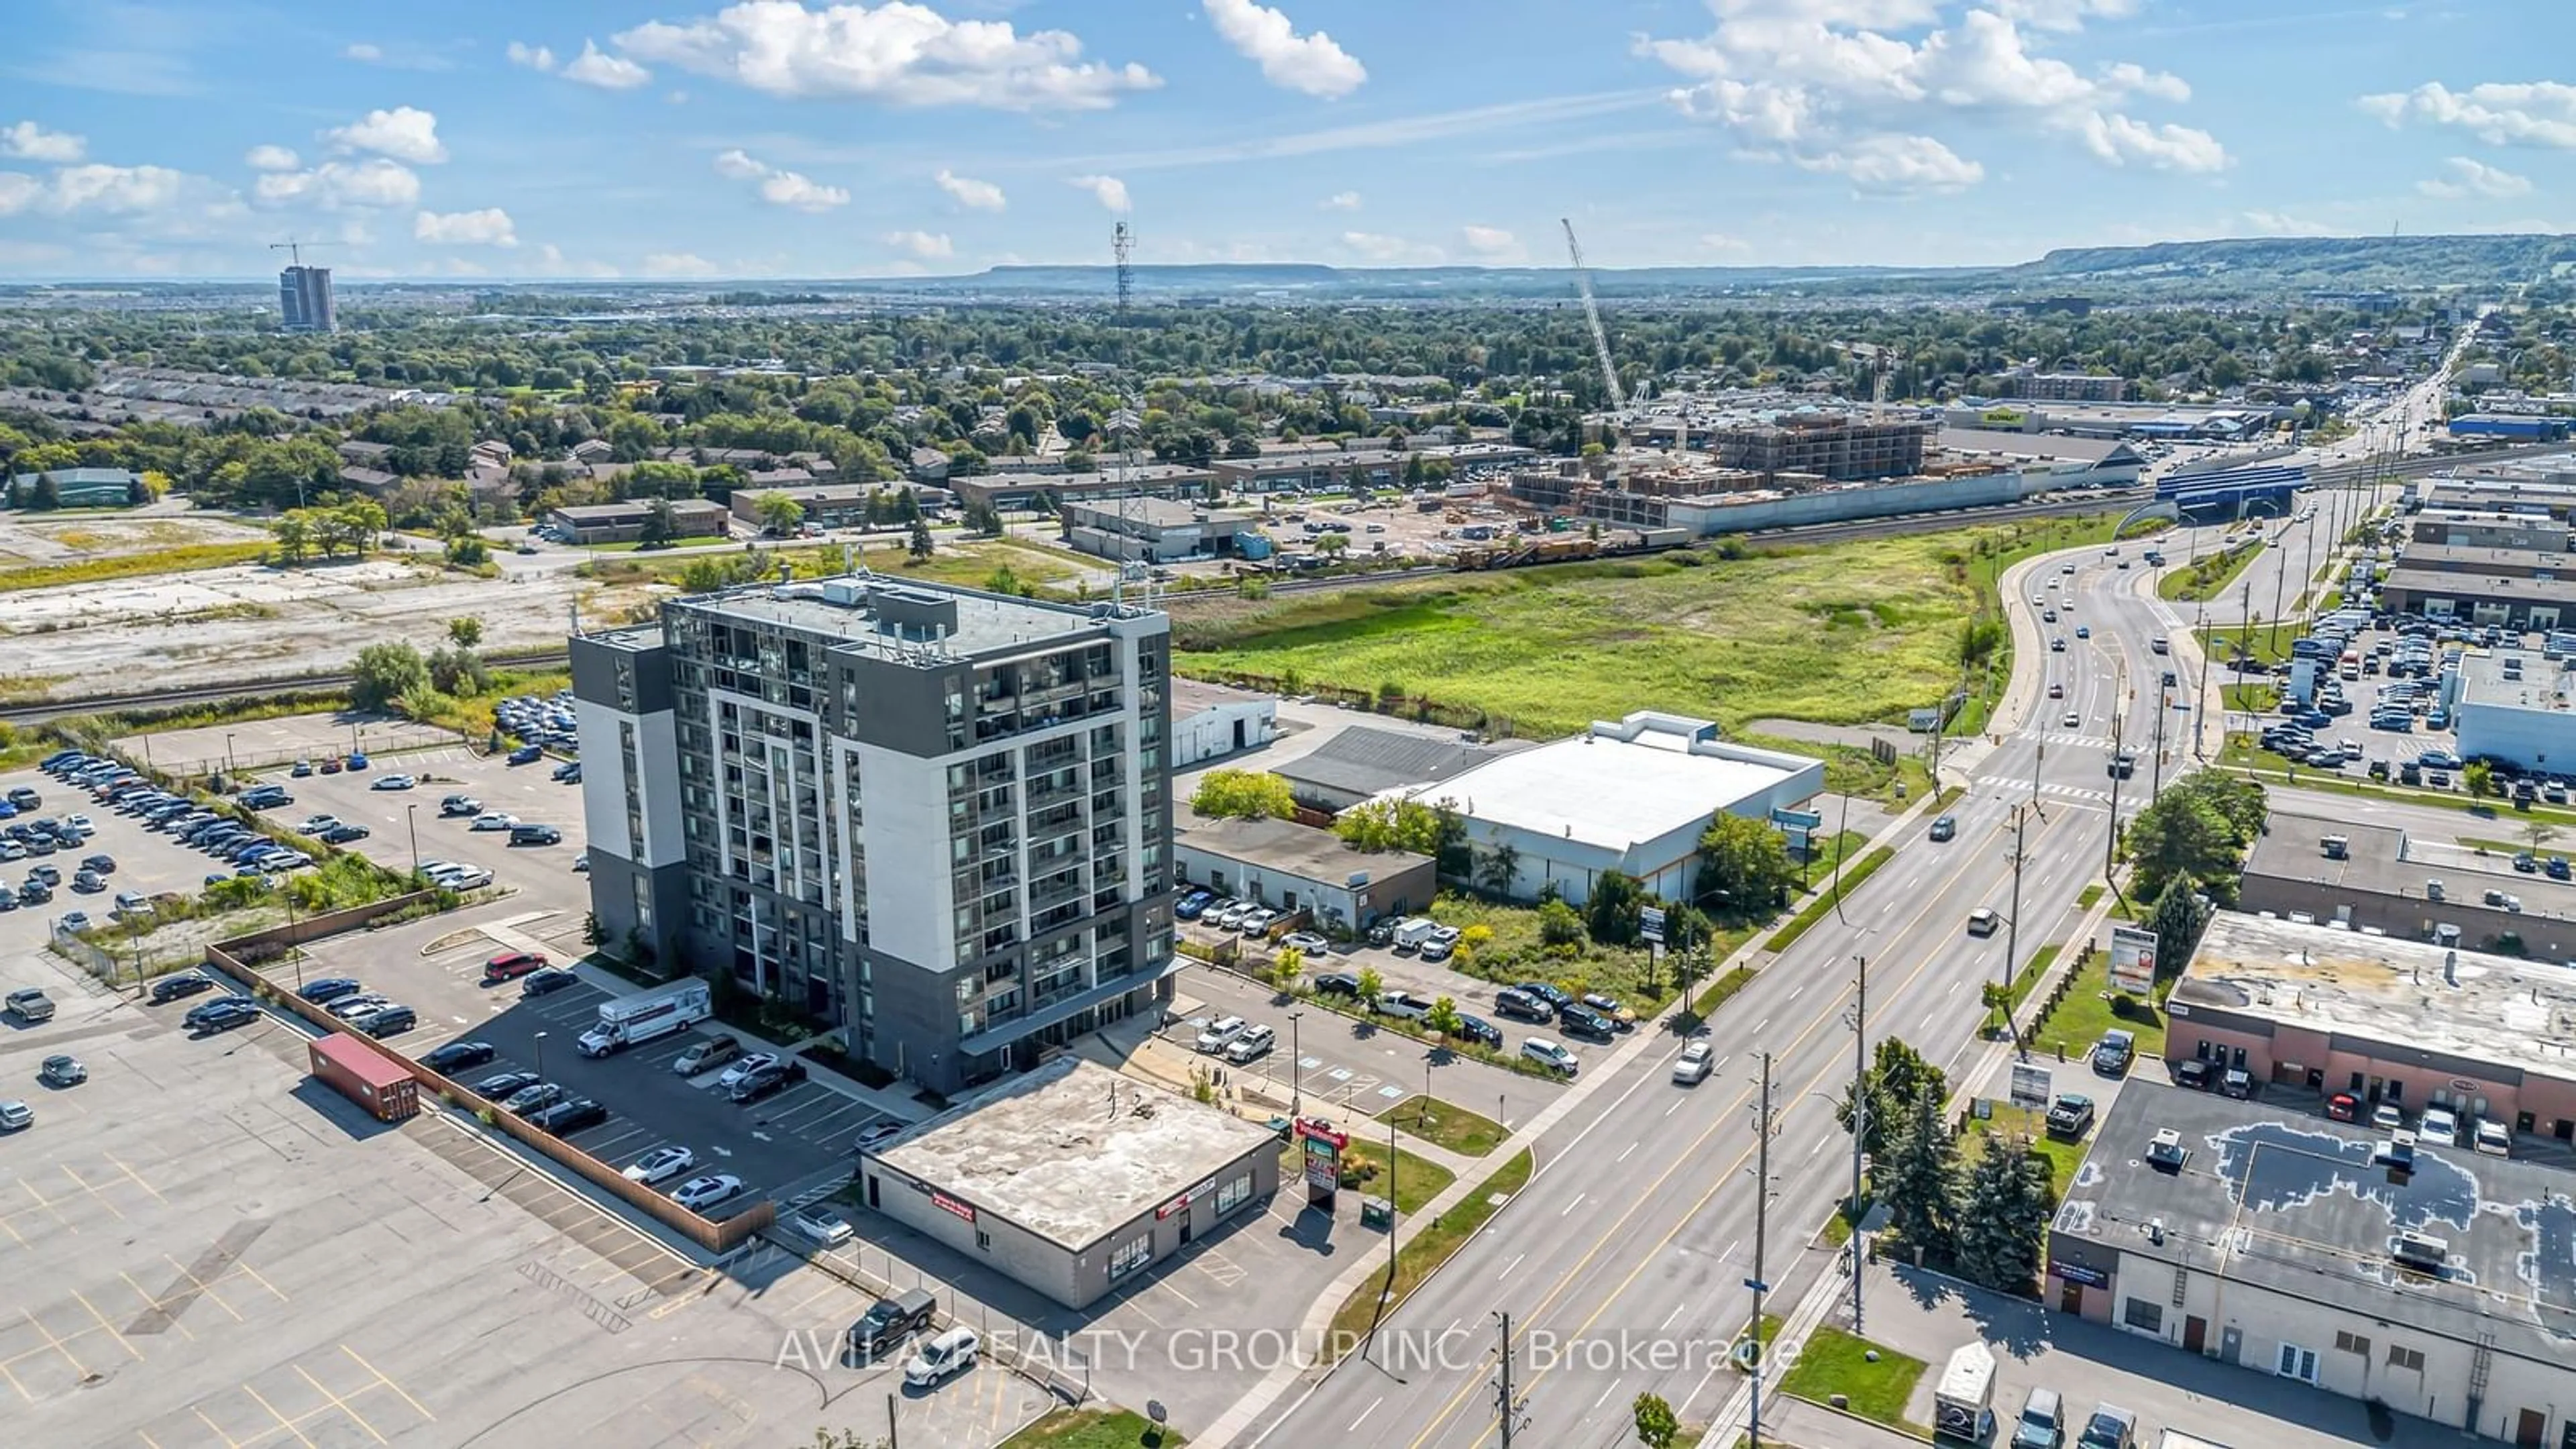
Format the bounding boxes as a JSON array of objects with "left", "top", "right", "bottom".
[
  {"left": 1324, "top": 1149, "right": 1534, "bottom": 1361},
  {"left": 1764, "top": 846, "right": 1895, "bottom": 953},
  {"left": 998, "top": 1407, "right": 1181, "bottom": 1448},
  {"left": 1775, "top": 1326, "right": 1932, "bottom": 1440}
]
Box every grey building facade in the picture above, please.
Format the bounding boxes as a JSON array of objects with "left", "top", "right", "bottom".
[
  {"left": 278, "top": 265, "right": 336, "bottom": 333},
  {"left": 574, "top": 576, "right": 1179, "bottom": 1095}
]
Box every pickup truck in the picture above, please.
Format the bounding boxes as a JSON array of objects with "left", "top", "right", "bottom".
[
  {"left": 1374, "top": 991, "right": 1436, "bottom": 1022},
  {"left": 5, "top": 987, "right": 54, "bottom": 1022}
]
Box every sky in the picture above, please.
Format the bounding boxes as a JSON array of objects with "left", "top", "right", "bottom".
[{"left": 1, "top": 0, "right": 2572, "bottom": 280}]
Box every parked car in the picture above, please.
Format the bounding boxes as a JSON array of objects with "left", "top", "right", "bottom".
[
  {"left": 2373, "top": 1100, "right": 2408, "bottom": 1133},
  {"left": 726, "top": 1057, "right": 807, "bottom": 1102},
  {"left": 470, "top": 812, "right": 519, "bottom": 832},
  {"left": 902, "top": 1326, "right": 981, "bottom": 1388},
  {"left": 421, "top": 1040, "right": 497, "bottom": 1073},
  {"left": 1493, "top": 987, "right": 1552, "bottom": 1024},
  {"left": 38, "top": 1053, "right": 86, "bottom": 1087},
  {"left": 370, "top": 774, "right": 417, "bottom": 791},
  {"left": 439, "top": 794, "right": 482, "bottom": 817},
  {"left": 1375, "top": 991, "right": 1436, "bottom": 1022},
  {"left": 184, "top": 998, "right": 260, "bottom": 1034},
  {"left": 2325, "top": 1091, "right": 2360, "bottom": 1122},
  {"left": 672, "top": 1173, "right": 745, "bottom": 1211},
  {"left": 847, "top": 1289, "right": 937, "bottom": 1360},
  {"left": 503, "top": 1082, "right": 565, "bottom": 1116},
  {"left": 2419, "top": 1104, "right": 2461, "bottom": 1146},
  {"left": 482, "top": 950, "right": 549, "bottom": 983},
  {"left": 325, "top": 994, "right": 394, "bottom": 1020},
  {"left": 474, "top": 1069, "right": 541, "bottom": 1101},
  {"left": 1579, "top": 994, "right": 1637, "bottom": 1031},
  {"left": 2476, "top": 1120, "right": 2512, "bottom": 1158},
  {"left": 625, "top": 1145, "right": 696, "bottom": 1185},
  {"left": 5, "top": 987, "right": 54, "bottom": 1023},
  {"left": 2045, "top": 1094, "right": 2096, "bottom": 1138},
  {"left": 1313, "top": 972, "right": 1361, "bottom": 999},
  {"left": 1521, "top": 1038, "right": 1578, "bottom": 1076},
  {"left": 1174, "top": 889, "right": 1214, "bottom": 920},
  {"left": 2075, "top": 1404, "right": 2136, "bottom": 1449},
  {"left": 531, "top": 1097, "right": 608, "bottom": 1134},
  {"left": 521, "top": 968, "right": 580, "bottom": 998},
  {"left": 2010, "top": 1387, "right": 2064, "bottom": 1449},
  {"left": 1195, "top": 1016, "right": 1249, "bottom": 1053},
  {"left": 150, "top": 971, "right": 216, "bottom": 1004},
  {"left": 854, "top": 1120, "right": 907, "bottom": 1152},
  {"left": 674, "top": 1034, "right": 741, "bottom": 1075},
  {"left": 508, "top": 824, "right": 564, "bottom": 847},
  {"left": 2092, "top": 1030, "right": 2135, "bottom": 1076},
  {"left": 1279, "top": 931, "right": 1331, "bottom": 955},
  {"left": 508, "top": 745, "right": 545, "bottom": 765},
  {"left": 1224, "top": 1024, "right": 1277, "bottom": 1063},
  {"left": 788, "top": 1204, "right": 855, "bottom": 1248},
  {"left": 355, "top": 1004, "right": 417, "bottom": 1037},
  {"left": 0, "top": 1100, "right": 30, "bottom": 1131}
]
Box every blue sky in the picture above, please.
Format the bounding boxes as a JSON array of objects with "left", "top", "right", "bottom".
[{"left": 1, "top": 0, "right": 2569, "bottom": 280}]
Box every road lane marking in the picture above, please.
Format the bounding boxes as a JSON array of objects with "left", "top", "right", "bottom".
[
  {"left": 1350, "top": 1397, "right": 1381, "bottom": 1432},
  {"left": 1560, "top": 1193, "right": 1585, "bottom": 1217},
  {"left": 1615, "top": 1142, "right": 1635, "bottom": 1163},
  {"left": 1500, "top": 1254, "right": 1524, "bottom": 1280}
]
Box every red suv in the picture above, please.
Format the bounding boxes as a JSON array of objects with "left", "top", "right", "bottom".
[{"left": 482, "top": 951, "right": 549, "bottom": 984}]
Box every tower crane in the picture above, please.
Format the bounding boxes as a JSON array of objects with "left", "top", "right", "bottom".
[
  {"left": 268, "top": 238, "right": 338, "bottom": 267},
  {"left": 1560, "top": 218, "right": 1625, "bottom": 410}
]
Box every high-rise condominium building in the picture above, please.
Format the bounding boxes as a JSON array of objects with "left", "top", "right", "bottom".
[
  {"left": 278, "top": 265, "right": 336, "bottom": 333},
  {"left": 570, "top": 574, "right": 1177, "bottom": 1095}
]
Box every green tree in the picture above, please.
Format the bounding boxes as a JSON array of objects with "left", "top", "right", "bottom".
[
  {"left": 30, "top": 472, "right": 59, "bottom": 509},
  {"left": 1694, "top": 812, "right": 1796, "bottom": 918},
  {"left": 2525, "top": 818, "right": 2563, "bottom": 857},
  {"left": 351, "top": 641, "right": 431, "bottom": 711},
  {"left": 1356, "top": 965, "right": 1384, "bottom": 1004},
  {"left": 1272, "top": 945, "right": 1305, "bottom": 992},
  {"left": 1189, "top": 769, "right": 1298, "bottom": 820},
  {"left": 1424, "top": 996, "right": 1462, "bottom": 1038},
  {"left": 1953, "top": 1134, "right": 2053, "bottom": 1295},
  {"left": 447, "top": 616, "right": 484, "bottom": 649},
  {"left": 1585, "top": 869, "right": 1648, "bottom": 947},
  {"left": 1633, "top": 1392, "right": 1680, "bottom": 1449},
  {"left": 755, "top": 492, "right": 806, "bottom": 535},
  {"left": 2465, "top": 760, "right": 2496, "bottom": 800},
  {"left": 2121, "top": 773, "right": 2264, "bottom": 906},
  {"left": 2146, "top": 875, "right": 2209, "bottom": 983},
  {"left": 1538, "top": 896, "right": 1587, "bottom": 949},
  {"left": 1835, "top": 1036, "right": 1949, "bottom": 1165},
  {"left": 908, "top": 517, "right": 935, "bottom": 559},
  {"left": 1316, "top": 531, "right": 1349, "bottom": 556},
  {"left": 639, "top": 497, "right": 676, "bottom": 547},
  {"left": 1880, "top": 1084, "right": 1960, "bottom": 1260},
  {"left": 270, "top": 511, "right": 311, "bottom": 565},
  {"left": 1473, "top": 842, "right": 1521, "bottom": 899},
  {"left": 1330, "top": 797, "right": 1462, "bottom": 859},
  {"left": 444, "top": 533, "right": 489, "bottom": 567}
]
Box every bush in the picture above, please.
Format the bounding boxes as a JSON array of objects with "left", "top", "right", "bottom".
[{"left": 2109, "top": 994, "right": 2139, "bottom": 1018}]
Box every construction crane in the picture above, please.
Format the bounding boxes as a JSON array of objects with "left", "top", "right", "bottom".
[
  {"left": 268, "top": 237, "right": 337, "bottom": 267},
  {"left": 1560, "top": 218, "right": 1625, "bottom": 410}
]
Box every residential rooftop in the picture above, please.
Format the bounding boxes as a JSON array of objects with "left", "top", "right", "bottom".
[
  {"left": 678, "top": 574, "right": 1156, "bottom": 663},
  {"left": 871, "top": 1056, "right": 1278, "bottom": 1252},
  {"left": 1173, "top": 808, "right": 1428, "bottom": 881},
  {"left": 1169, "top": 676, "right": 1274, "bottom": 718},
  {"left": 2171, "top": 912, "right": 2576, "bottom": 1091},
  {"left": 2057, "top": 1083, "right": 2576, "bottom": 1367}
]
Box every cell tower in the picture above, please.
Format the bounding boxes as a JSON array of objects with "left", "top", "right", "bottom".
[{"left": 1112, "top": 220, "right": 1134, "bottom": 323}]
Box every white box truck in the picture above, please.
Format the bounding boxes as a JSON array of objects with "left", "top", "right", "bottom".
[
  {"left": 1391, "top": 918, "right": 1439, "bottom": 953},
  {"left": 579, "top": 981, "right": 712, "bottom": 1057},
  {"left": 1931, "top": 1340, "right": 1996, "bottom": 1444}
]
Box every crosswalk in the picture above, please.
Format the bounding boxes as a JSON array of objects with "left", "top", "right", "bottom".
[
  {"left": 1970, "top": 775, "right": 2161, "bottom": 812},
  {"left": 2034, "top": 731, "right": 2122, "bottom": 751}
]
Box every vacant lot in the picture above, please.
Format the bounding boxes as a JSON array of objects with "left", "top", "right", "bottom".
[{"left": 1174, "top": 526, "right": 2084, "bottom": 737}]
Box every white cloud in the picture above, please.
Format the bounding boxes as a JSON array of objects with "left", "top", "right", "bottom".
[
  {"left": 1460, "top": 224, "right": 1523, "bottom": 262},
  {"left": 1, "top": 121, "right": 87, "bottom": 163},
  {"left": 325, "top": 105, "right": 447, "bottom": 164},
  {"left": 642, "top": 250, "right": 720, "bottom": 276},
  {"left": 710, "top": 148, "right": 848, "bottom": 211},
  {"left": 0, "top": 163, "right": 186, "bottom": 217},
  {"left": 1340, "top": 230, "right": 1444, "bottom": 264},
  {"left": 507, "top": 41, "right": 557, "bottom": 72},
  {"left": 440, "top": 256, "right": 489, "bottom": 276},
  {"left": 1069, "top": 173, "right": 1130, "bottom": 212},
  {"left": 244, "top": 144, "right": 301, "bottom": 171},
  {"left": 1639, "top": 0, "right": 2224, "bottom": 186},
  {"left": 614, "top": 1, "right": 1160, "bottom": 111},
  {"left": 884, "top": 229, "right": 954, "bottom": 259},
  {"left": 1320, "top": 190, "right": 1360, "bottom": 210},
  {"left": 2074, "top": 112, "right": 2228, "bottom": 172},
  {"left": 934, "top": 167, "right": 1006, "bottom": 211},
  {"left": 2243, "top": 209, "right": 2333, "bottom": 237},
  {"left": 2360, "top": 81, "right": 2576, "bottom": 148},
  {"left": 1700, "top": 232, "right": 1751, "bottom": 254},
  {"left": 537, "top": 241, "right": 621, "bottom": 277},
  {"left": 254, "top": 158, "right": 422, "bottom": 209},
  {"left": 1203, "top": 0, "right": 1366, "bottom": 100},
  {"left": 2419, "top": 155, "right": 2532, "bottom": 199},
  {"left": 415, "top": 207, "right": 520, "bottom": 246},
  {"left": 1797, "top": 133, "right": 1984, "bottom": 193},
  {"left": 343, "top": 42, "right": 383, "bottom": 62},
  {"left": 565, "top": 40, "right": 653, "bottom": 89}
]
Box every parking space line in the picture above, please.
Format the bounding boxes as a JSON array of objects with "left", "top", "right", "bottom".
[
  {"left": 238, "top": 1381, "right": 317, "bottom": 1449},
  {"left": 191, "top": 1406, "right": 244, "bottom": 1448},
  {"left": 0, "top": 1353, "right": 32, "bottom": 1403},
  {"left": 337, "top": 1346, "right": 433, "bottom": 1421},
  {"left": 69, "top": 1291, "right": 141, "bottom": 1361},
  {"left": 109, "top": 1157, "right": 168, "bottom": 1206},
  {"left": 17, "top": 1178, "right": 75, "bottom": 1232},
  {"left": 21, "top": 1307, "right": 95, "bottom": 1385},
  {"left": 58, "top": 1165, "right": 123, "bottom": 1221},
  {"left": 233, "top": 1261, "right": 288, "bottom": 1305},
  {"left": 164, "top": 1256, "right": 244, "bottom": 1323},
  {"left": 292, "top": 1364, "right": 388, "bottom": 1446},
  {"left": 137, "top": 1429, "right": 164, "bottom": 1448},
  {"left": 119, "top": 1271, "right": 195, "bottom": 1342}
]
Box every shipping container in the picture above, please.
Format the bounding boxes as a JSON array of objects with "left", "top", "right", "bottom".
[{"left": 308, "top": 1032, "right": 419, "bottom": 1122}]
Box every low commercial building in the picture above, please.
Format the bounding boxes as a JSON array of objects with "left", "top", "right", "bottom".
[
  {"left": 2456, "top": 650, "right": 2576, "bottom": 773},
  {"left": 1211, "top": 449, "right": 1405, "bottom": 494},
  {"left": 547, "top": 498, "right": 730, "bottom": 544},
  {"left": 2050, "top": 1081, "right": 2576, "bottom": 1446},
  {"left": 2165, "top": 911, "right": 2576, "bottom": 1138},
  {"left": 855, "top": 1057, "right": 1279, "bottom": 1309},
  {"left": 1059, "top": 496, "right": 1260, "bottom": 563},
  {"left": 2409, "top": 512, "right": 2571, "bottom": 553},
  {"left": 2396, "top": 541, "right": 2570, "bottom": 579},
  {"left": 726, "top": 482, "right": 952, "bottom": 532},
  {"left": 1401, "top": 711, "right": 1823, "bottom": 906},
  {"left": 2450, "top": 414, "right": 2570, "bottom": 442},
  {"left": 2379, "top": 566, "right": 2576, "bottom": 631},
  {"left": 947, "top": 464, "right": 1214, "bottom": 514},
  {"left": 2237, "top": 810, "right": 2576, "bottom": 958},
  {"left": 1272, "top": 724, "right": 1500, "bottom": 812},
  {"left": 1170, "top": 678, "right": 1275, "bottom": 768},
  {"left": 8, "top": 466, "right": 137, "bottom": 507},
  {"left": 1173, "top": 811, "right": 1436, "bottom": 930}
]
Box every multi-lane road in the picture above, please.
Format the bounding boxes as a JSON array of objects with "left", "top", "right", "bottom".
[{"left": 1230, "top": 521, "right": 2230, "bottom": 1448}]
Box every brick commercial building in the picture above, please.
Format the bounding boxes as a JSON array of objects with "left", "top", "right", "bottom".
[
  {"left": 2236, "top": 809, "right": 2576, "bottom": 960},
  {"left": 571, "top": 575, "right": 1179, "bottom": 1095},
  {"left": 856, "top": 1057, "right": 1279, "bottom": 1309}
]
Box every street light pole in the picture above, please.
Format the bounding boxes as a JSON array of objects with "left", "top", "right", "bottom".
[
  {"left": 406, "top": 802, "right": 419, "bottom": 883},
  {"left": 1289, "top": 1010, "right": 1302, "bottom": 1116},
  {"left": 1748, "top": 1051, "right": 1775, "bottom": 1449},
  {"left": 1849, "top": 954, "right": 1867, "bottom": 1336},
  {"left": 2006, "top": 804, "right": 2029, "bottom": 1004},
  {"left": 535, "top": 1030, "right": 548, "bottom": 1083}
]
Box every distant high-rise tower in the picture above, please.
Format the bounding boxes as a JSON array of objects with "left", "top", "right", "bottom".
[{"left": 278, "top": 265, "right": 336, "bottom": 333}]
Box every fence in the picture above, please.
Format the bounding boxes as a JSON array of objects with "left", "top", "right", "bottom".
[
  {"left": 756, "top": 1228, "right": 1091, "bottom": 1407},
  {"left": 211, "top": 941, "right": 773, "bottom": 1256}
]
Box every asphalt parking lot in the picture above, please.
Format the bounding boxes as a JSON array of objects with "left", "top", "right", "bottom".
[
  {"left": 1173, "top": 963, "right": 1566, "bottom": 1129},
  {"left": 233, "top": 737, "right": 592, "bottom": 912},
  {"left": 0, "top": 763, "right": 233, "bottom": 958},
  {"left": 262, "top": 898, "right": 908, "bottom": 1219},
  {"left": 0, "top": 939, "right": 1046, "bottom": 1448}
]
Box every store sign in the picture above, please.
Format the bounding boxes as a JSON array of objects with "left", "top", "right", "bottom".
[
  {"left": 2009, "top": 1063, "right": 2053, "bottom": 1111},
  {"left": 932, "top": 1191, "right": 977, "bottom": 1223},
  {"left": 2050, "top": 1260, "right": 2109, "bottom": 1288},
  {"left": 1158, "top": 1177, "right": 1220, "bottom": 1220},
  {"left": 2108, "top": 925, "right": 2159, "bottom": 996}
]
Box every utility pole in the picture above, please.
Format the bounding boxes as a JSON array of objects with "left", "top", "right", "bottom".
[
  {"left": 2004, "top": 804, "right": 2029, "bottom": 1002},
  {"left": 2149, "top": 677, "right": 2170, "bottom": 800},
  {"left": 1748, "top": 1051, "right": 1776, "bottom": 1449},
  {"left": 1849, "top": 955, "right": 1868, "bottom": 1336},
  {"left": 2239, "top": 578, "right": 2254, "bottom": 665},
  {"left": 1492, "top": 1311, "right": 1526, "bottom": 1448},
  {"left": 1830, "top": 788, "right": 1854, "bottom": 924},
  {"left": 2269, "top": 521, "right": 2288, "bottom": 653},
  {"left": 2104, "top": 704, "right": 2127, "bottom": 879},
  {"left": 2192, "top": 601, "right": 2211, "bottom": 762}
]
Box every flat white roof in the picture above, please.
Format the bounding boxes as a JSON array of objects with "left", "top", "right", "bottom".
[{"left": 1426, "top": 712, "right": 1811, "bottom": 851}]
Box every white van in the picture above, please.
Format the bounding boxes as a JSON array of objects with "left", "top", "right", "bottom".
[
  {"left": 903, "top": 1326, "right": 980, "bottom": 1387},
  {"left": 1391, "top": 918, "right": 1439, "bottom": 953}
]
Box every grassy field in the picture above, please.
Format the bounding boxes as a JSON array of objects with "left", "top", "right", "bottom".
[
  {"left": 2158, "top": 540, "right": 2264, "bottom": 602},
  {"left": 1385, "top": 1095, "right": 1506, "bottom": 1157},
  {"left": 998, "top": 1408, "right": 1180, "bottom": 1449},
  {"left": 2029, "top": 952, "right": 2165, "bottom": 1061},
  {"left": 1778, "top": 1326, "right": 1929, "bottom": 1436},
  {"left": 1284, "top": 1136, "right": 1454, "bottom": 1214},
  {"left": 0, "top": 540, "right": 272, "bottom": 592},
  {"left": 1968, "top": 1104, "right": 2086, "bottom": 1201},
  {"left": 1326, "top": 1149, "right": 1533, "bottom": 1358},
  {"left": 1425, "top": 892, "right": 1678, "bottom": 1012},
  {"left": 1176, "top": 521, "right": 2119, "bottom": 738},
  {"left": 576, "top": 536, "right": 1093, "bottom": 593}
]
